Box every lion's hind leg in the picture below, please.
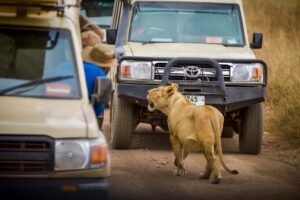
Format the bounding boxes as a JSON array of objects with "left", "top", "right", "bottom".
[
  {"left": 203, "top": 142, "right": 222, "bottom": 184},
  {"left": 199, "top": 153, "right": 212, "bottom": 180}
]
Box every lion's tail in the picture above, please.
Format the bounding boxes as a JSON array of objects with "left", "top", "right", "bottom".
[{"left": 211, "top": 110, "right": 239, "bottom": 175}]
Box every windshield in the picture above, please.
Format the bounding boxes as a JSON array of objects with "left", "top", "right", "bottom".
[
  {"left": 0, "top": 27, "right": 80, "bottom": 98},
  {"left": 129, "top": 2, "right": 245, "bottom": 46}
]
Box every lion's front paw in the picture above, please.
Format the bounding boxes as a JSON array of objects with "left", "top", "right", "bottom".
[{"left": 173, "top": 168, "right": 186, "bottom": 176}]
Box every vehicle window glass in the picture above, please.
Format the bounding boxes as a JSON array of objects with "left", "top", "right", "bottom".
[
  {"left": 129, "top": 2, "right": 245, "bottom": 45},
  {"left": 81, "top": 0, "right": 114, "bottom": 28},
  {"left": 0, "top": 27, "right": 80, "bottom": 98}
]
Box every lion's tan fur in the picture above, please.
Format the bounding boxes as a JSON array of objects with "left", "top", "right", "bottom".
[{"left": 147, "top": 83, "right": 238, "bottom": 184}]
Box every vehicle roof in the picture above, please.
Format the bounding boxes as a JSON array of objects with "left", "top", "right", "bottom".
[
  {"left": 0, "top": 0, "right": 77, "bottom": 18},
  {"left": 0, "top": 0, "right": 78, "bottom": 24},
  {"left": 131, "top": 0, "right": 242, "bottom": 5},
  {"left": 0, "top": 0, "right": 81, "bottom": 47},
  {"left": 0, "top": 0, "right": 60, "bottom": 6}
]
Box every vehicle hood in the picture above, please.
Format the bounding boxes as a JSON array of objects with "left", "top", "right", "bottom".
[
  {"left": 125, "top": 42, "right": 256, "bottom": 59},
  {"left": 0, "top": 97, "right": 88, "bottom": 138}
]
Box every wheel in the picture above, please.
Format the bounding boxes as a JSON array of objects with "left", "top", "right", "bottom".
[
  {"left": 110, "top": 91, "right": 136, "bottom": 149},
  {"left": 239, "top": 103, "right": 263, "bottom": 154},
  {"left": 222, "top": 127, "right": 235, "bottom": 138}
]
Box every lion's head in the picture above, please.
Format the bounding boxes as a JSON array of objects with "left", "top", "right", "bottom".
[{"left": 147, "top": 83, "right": 179, "bottom": 115}]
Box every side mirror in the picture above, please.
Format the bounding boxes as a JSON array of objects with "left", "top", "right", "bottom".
[
  {"left": 250, "top": 32, "right": 263, "bottom": 49},
  {"left": 106, "top": 28, "right": 118, "bottom": 45},
  {"left": 92, "top": 77, "right": 112, "bottom": 104}
]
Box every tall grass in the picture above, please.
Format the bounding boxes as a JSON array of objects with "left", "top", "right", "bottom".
[{"left": 243, "top": 0, "right": 300, "bottom": 148}]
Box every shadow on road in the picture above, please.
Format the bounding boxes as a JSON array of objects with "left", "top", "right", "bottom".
[
  {"left": 131, "top": 124, "right": 171, "bottom": 150},
  {"left": 131, "top": 123, "right": 240, "bottom": 154}
]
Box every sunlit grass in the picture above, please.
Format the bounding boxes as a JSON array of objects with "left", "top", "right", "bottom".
[{"left": 243, "top": 0, "right": 300, "bottom": 148}]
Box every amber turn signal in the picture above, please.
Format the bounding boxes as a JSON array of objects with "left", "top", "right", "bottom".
[
  {"left": 90, "top": 145, "right": 107, "bottom": 164},
  {"left": 252, "top": 67, "right": 262, "bottom": 80},
  {"left": 121, "top": 64, "right": 131, "bottom": 76}
]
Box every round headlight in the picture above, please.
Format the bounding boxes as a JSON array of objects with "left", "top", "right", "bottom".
[
  {"left": 232, "top": 64, "right": 251, "bottom": 82},
  {"left": 55, "top": 141, "right": 89, "bottom": 170},
  {"left": 132, "top": 63, "right": 152, "bottom": 79}
]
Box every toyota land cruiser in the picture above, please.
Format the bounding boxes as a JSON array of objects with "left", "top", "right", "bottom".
[
  {"left": 0, "top": 0, "right": 110, "bottom": 199},
  {"left": 107, "top": 0, "right": 268, "bottom": 155}
]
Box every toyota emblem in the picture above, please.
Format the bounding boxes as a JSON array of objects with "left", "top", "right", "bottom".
[{"left": 184, "top": 66, "right": 201, "bottom": 78}]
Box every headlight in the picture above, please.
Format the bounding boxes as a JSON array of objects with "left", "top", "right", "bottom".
[
  {"left": 55, "top": 138, "right": 108, "bottom": 171},
  {"left": 120, "top": 61, "right": 152, "bottom": 80},
  {"left": 231, "top": 63, "right": 263, "bottom": 83}
]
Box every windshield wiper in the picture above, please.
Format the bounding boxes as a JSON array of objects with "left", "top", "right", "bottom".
[
  {"left": 222, "top": 43, "right": 244, "bottom": 47},
  {"left": 142, "top": 40, "right": 157, "bottom": 45},
  {"left": 0, "top": 75, "right": 73, "bottom": 95},
  {"left": 142, "top": 40, "right": 173, "bottom": 45}
]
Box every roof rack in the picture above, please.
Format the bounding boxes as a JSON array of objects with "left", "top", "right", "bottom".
[{"left": 0, "top": 0, "right": 80, "bottom": 17}]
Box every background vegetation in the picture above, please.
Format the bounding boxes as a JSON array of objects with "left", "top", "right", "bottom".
[{"left": 243, "top": 0, "right": 300, "bottom": 148}]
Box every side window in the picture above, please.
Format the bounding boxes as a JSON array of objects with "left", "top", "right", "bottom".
[{"left": 81, "top": 0, "right": 115, "bottom": 28}]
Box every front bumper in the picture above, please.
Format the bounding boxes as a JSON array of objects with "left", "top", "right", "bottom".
[
  {"left": 117, "top": 83, "right": 265, "bottom": 112},
  {"left": 0, "top": 177, "right": 108, "bottom": 200},
  {"left": 116, "top": 57, "right": 267, "bottom": 113}
]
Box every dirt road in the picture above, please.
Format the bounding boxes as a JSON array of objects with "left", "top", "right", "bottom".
[{"left": 104, "top": 118, "right": 300, "bottom": 200}]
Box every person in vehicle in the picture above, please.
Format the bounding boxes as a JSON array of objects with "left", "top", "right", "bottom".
[
  {"left": 81, "top": 30, "right": 115, "bottom": 127},
  {"left": 80, "top": 14, "right": 105, "bottom": 42}
]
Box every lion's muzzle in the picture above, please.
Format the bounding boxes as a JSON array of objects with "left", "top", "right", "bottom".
[{"left": 147, "top": 101, "right": 156, "bottom": 112}]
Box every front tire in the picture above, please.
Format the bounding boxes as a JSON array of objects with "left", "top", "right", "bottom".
[
  {"left": 239, "top": 103, "right": 263, "bottom": 154},
  {"left": 111, "top": 92, "right": 136, "bottom": 149}
]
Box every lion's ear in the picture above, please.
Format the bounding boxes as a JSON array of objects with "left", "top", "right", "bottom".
[
  {"left": 171, "top": 83, "right": 179, "bottom": 91},
  {"left": 165, "top": 85, "right": 174, "bottom": 97}
]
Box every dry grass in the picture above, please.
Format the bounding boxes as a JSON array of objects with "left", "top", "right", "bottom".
[
  {"left": 243, "top": 0, "right": 300, "bottom": 149},
  {"left": 243, "top": 0, "right": 300, "bottom": 168},
  {"left": 244, "top": 0, "right": 300, "bottom": 148}
]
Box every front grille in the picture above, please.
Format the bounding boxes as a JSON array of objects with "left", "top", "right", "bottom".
[
  {"left": 153, "top": 62, "right": 231, "bottom": 82},
  {"left": 0, "top": 136, "right": 54, "bottom": 174}
]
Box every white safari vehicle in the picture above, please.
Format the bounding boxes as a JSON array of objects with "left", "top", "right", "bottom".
[
  {"left": 106, "top": 0, "right": 268, "bottom": 154},
  {"left": 0, "top": 0, "right": 111, "bottom": 199}
]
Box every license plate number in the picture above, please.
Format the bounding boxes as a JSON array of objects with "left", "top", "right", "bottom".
[{"left": 185, "top": 95, "right": 205, "bottom": 106}]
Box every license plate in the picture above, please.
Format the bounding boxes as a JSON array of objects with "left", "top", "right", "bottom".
[{"left": 186, "top": 95, "right": 205, "bottom": 106}]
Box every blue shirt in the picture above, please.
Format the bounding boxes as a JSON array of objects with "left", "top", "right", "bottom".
[{"left": 83, "top": 61, "right": 106, "bottom": 117}]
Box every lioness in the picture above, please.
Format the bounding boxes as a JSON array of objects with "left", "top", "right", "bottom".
[{"left": 147, "top": 83, "right": 238, "bottom": 184}]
